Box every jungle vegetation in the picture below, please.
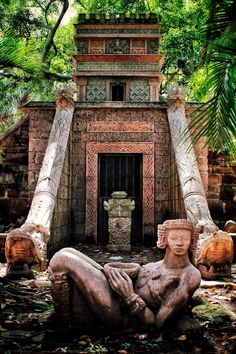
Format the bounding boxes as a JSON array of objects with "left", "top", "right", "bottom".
[{"left": 0, "top": 0, "right": 235, "bottom": 154}]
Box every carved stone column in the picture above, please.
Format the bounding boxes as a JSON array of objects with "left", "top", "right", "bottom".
[
  {"left": 75, "top": 78, "right": 87, "bottom": 101},
  {"left": 104, "top": 191, "right": 135, "bottom": 251},
  {"left": 167, "top": 84, "right": 233, "bottom": 279},
  {"left": 5, "top": 87, "right": 75, "bottom": 278},
  {"left": 149, "top": 78, "right": 161, "bottom": 102},
  {"left": 167, "top": 85, "right": 215, "bottom": 228}
]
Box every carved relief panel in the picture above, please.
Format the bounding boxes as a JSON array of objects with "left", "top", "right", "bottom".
[
  {"left": 90, "top": 39, "right": 104, "bottom": 54},
  {"left": 86, "top": 79, "right": 106, "bottom": 101},
  {"left": 147, "top": 40, "right": 159, "bottom": 54},
  {"left": 130, "top": 80, "right": 150, "bottom": 102},
  {"left": 86, "top": 142, "right": 154, "bottom": 243},
  {"left": 75, "top": 40, "right": 89, "bottom": 54},
  {"left": 105, "top": 39, "right": 130, "bottom": 54},
  {"left": 131, "top": 39, "right": 145, "bottom": 54}
]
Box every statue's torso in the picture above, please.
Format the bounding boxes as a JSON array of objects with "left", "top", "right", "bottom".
[{"left": 134, "top": 262, "right": 189, "bottom": 311}]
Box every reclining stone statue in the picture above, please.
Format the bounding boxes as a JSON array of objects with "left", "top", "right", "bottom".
[{"left": 48, "top": 219, "right": 201, "bottom": 330}]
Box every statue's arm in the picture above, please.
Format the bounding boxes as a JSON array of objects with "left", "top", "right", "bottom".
[
  {"left": 154, "top": 270, "right": 201, "bottom": 329},
  {"left": 105, "top": 268, "right": 156, "bottom": 324},
  {"left": 154, "top": 287, "right": 188, "bottom": 329}
]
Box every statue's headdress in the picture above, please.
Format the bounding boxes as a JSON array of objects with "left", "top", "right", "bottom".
[{"left": 157, "top": 219, "right": 199, "bottom": 252}]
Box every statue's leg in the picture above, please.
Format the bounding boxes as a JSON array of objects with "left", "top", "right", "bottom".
[{"left": 49, "top": 248, "right": 124, "bottom": 327}]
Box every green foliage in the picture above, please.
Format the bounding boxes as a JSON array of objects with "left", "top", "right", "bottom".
[
  {"left": 189, "top": 0, "right": 236, "bottom": 153},
  {"left": 0, "top": 1, "right": 75, "bottom": 118},
  {"left": 0, "top": 33, "right": 41, "bottom": 75},
  {"left": 75, "top": 0, "right": 147, "bottom": 14},
  {"left": 0, "top": 0, "right": 235, "bottom": 155}
]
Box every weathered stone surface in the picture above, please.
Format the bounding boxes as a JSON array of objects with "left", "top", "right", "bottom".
[
  {"left": 5, "top": 88, "right": 75, "bottom": 278},
  {"left": 166, "top": 85, "right": 235, "bottom": 280},
  {"left": 196, "top": 230, "right": 234, "bottom": 280},
  {"left": 104, "top": 191, "right": 135, "bottom": 251},
  {"left": 167, "top": 85, "right": 215, "bottom": 231},
  {"left": 0, "top": 121, "right": 29, "bottom": 225},
  {"left": 49, "top": 219, "right": 201, "bottom": 330}
]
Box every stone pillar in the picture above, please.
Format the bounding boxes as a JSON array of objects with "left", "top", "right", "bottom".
[
  {"left": 167, "top": 84, "right": 215, "bottom": 230},
  {"left": 104, "top": 191, "right": 135, "bottom": 252},
  {"left": 5, "top": 87, "right": 75, "bottom": 278},
  {"left": 167, "top": 84, "right": 234, "bottom": 280},
  {"left": 149, "top": 78, "right": 161, "bottom": 102},
  {"left": 75, "top": 78, "right": 87, "bottom": 101}
]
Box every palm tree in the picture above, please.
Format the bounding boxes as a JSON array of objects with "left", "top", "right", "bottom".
[{"left": 189, "top": 0, "right": 236, "bottom": 155}]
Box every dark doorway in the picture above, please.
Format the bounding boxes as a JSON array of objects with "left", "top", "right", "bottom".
[
  {"left": 111, "top": 83, "right": 126, "bottom": 101},
  {"left": 98, "top": 153, "right": 142, "bottom": 245}
]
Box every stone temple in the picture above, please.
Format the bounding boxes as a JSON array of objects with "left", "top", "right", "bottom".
[{"left": 0, "top": 14, "right": 235, "bottom": 277}]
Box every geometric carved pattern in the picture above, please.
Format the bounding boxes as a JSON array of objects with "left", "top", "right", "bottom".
[
  {"left": 130, "top": 80, "right": 150, "bottom": 102},
  {"left": 86, "top": 142, "right": 154, "bottom": 242},
  {"left": 75, "top": 40, "right": 88, "bottom": 54},
  {"left": 87, "top": 121, "right": 154, "bottom": 133},
  {"left": 86, "top": 79, "right": 106, "bottom": 101},
  {"left": 105, "top": 39, "right": 130, "bottom": 54},
  {"left": 147, "top": 40, "right": 159, "bottom": 54},
  {"left": 90, "top": 39, "right": 104, "bottom": 54},
  {"left": 131, "top": 39, "right": 145, "bottom": 54}
]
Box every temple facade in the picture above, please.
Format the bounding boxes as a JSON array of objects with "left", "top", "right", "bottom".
[{"left": 0, "top": 13, "right": 235, "bottom": 256}]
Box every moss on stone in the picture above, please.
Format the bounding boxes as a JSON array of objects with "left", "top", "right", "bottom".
[{"left": 192, "top": 302, "right": 236, "bottom": 324}]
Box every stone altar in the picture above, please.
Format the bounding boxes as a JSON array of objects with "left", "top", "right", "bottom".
[
  {"left": 103, "top": 191, "right": 135, "bottom": 251},
  {"left": 48, "top": 219, "right": 201, "bottom": 330}
]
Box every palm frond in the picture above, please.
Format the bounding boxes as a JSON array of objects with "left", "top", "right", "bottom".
[
  {"left": 0, "top": 34, "right": 41, "bottom": 75},
  {"left": 205, "top": 0, "right": 236, "bottom": 41},
  {"left": 189, "top": 59, "right": 236, "bottom": 153}
]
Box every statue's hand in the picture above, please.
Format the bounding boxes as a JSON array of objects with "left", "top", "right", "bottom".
[{"left": 106, "top": 268, "right": 134, "bottom": 300}]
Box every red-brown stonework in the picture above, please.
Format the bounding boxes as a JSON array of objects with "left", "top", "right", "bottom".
[
  {"left": 28, "top": 107, "right": 55, "bottom": 195},
  {"left": 0, "top": 119, "right": 30, "bottom": 227},
  {"left": 0, "top": 103, "right": 235, "bottom": 251},
  {"left": 87, "top": 121, "right": 154, "bottom": 133},
  {"left": 86, "top": 142, "right": 154, "bottom": 241},
  {"left": 71, "top": 106, "right": 171, "bottom": 243},
  {"left": 208, "top": 151, "right": 236, "bottom": 227}
]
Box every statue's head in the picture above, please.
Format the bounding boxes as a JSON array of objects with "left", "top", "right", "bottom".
[{"left": 157, "top": 219, "right": 199, "bottom": 255}]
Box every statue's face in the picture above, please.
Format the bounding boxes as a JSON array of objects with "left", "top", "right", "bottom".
[{"left": 166, "top": 229, "right": 191, "bottom": 255}]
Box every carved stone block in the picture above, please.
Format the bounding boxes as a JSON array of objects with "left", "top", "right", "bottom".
[{"left": 104, "top": 191, "right": 135, "bottom": 251}]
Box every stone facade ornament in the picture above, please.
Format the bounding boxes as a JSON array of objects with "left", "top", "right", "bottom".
[
  {"left": 5, "top": 86, "right": 75, "bottom": 279},
  {"left": 49, "top": 219, "right": 201, "bottom": 330},
  {"left": 104, "top": 191, "right": 135, "bottom": 251},
  {"left": 167, "top": 84, "right": 234, "bottom": 279}
]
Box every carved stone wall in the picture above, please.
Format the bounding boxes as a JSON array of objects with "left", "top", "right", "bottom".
[
  {"left": 130, "top": 80, "right": 150, "bottom": 102},
  {"left": 208, "top": 152, "right": 236, "bottom": 228},
  {"left": 86, "top": 79, "right": 106, "bottom": 102},
  {"left": 71, "top": 106, "right": 171, "bottom": 244},
  {"left": 0, "top": 103, "right": 235, "bottom": 251},
  {"left": 86, "top": 142, "right": 154, "bottom": 242},
  {"left": 28, "top": 108, "right": 55, "bottom": 194},
  {"left": 27, "top": 105, "right": 72, "bottom": 253},
  {"left": 0, "top": 119, "right": 30, "bottom": 226},
  {"left": 105, "top": 39, "right": 130, "bottom": 54}
]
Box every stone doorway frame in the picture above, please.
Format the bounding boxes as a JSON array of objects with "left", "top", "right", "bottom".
[{"left": 86, "top": 142, "right": 154, "bottom": 243}]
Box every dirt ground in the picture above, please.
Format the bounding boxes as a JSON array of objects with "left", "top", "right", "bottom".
[{"left": 0, "top": 245, "right": 235, "bottom": 354}]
